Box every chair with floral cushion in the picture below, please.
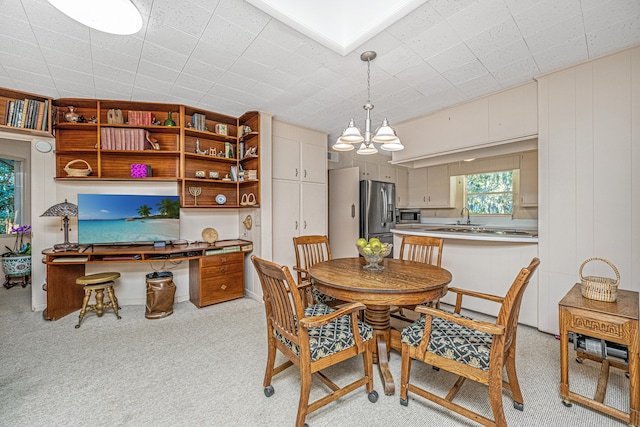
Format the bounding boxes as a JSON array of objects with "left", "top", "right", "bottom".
[
  {"left": 399, "top": 257, "right": 540, "bottom": 427},
  {"left": 293, "top": 235, "right": 346, "bottom": 308},
  {"left": 391, "top": 235, "right": 444, "bottom": 322},
  {"left": 251, "top": 255, "right": 378, "bottom": 427}
]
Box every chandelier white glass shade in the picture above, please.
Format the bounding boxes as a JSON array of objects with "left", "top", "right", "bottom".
[
  {"left": 332, "top": 51, "right": 403, "bottom": 155},
  {"left": 47, "top": 0, "right": 143, "bottom": 35}
]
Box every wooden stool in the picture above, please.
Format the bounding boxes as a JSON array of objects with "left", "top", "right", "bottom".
[{"left": 75, "top": 272, "right": 121, "bottom": 328}]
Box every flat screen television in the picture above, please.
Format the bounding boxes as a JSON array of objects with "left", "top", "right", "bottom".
[{"left": 78, "top": 194, "right": 180, "bottom": 245}]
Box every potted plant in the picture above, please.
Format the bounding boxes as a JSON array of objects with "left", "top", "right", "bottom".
[{"left": 2, "top": 225, "right": 32, "bottom": 285}]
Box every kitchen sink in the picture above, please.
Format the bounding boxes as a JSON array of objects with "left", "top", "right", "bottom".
[{"left": 431, "top": 227, "right": 537, "bottom": 237}]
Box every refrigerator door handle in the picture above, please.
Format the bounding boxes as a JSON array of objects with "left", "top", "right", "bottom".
[
  {"left": 351, "top": 203, "right": 356, "bottom": 218},
  {"left": 381, "top": 187, "right": 387, "bottom": 227}
]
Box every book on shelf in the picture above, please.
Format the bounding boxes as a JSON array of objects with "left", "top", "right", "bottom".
[
  {"left": 36, "top": 100, "right": 45, "bottom": 129},
  {"left": 5, "top": 101, "right": 14, "bottom": 126},
  {"left": 41, "top": 100, "right": 48, "bottom": 131},
  {"left": 13, "top": 99, "right": 23, "bottom": 127}
]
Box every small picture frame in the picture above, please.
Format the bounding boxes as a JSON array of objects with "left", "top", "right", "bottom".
[
  {"left": 215, "top": 123, "right": 228, "bottom": 135},
  {"left": 209, "top": 171, "right": 219, "bottom": 179},
  {"left": 209, "top": 147, "right": 216, "bottom": 156},
  {"left": 195, "top": 170, "right": 205, "bottom": 178}
]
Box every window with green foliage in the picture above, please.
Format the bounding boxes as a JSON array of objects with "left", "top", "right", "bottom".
[
  {"left": 0, "top": 158, "right": 22, "bottom": 234},
  {"left": 465, "top": 170, "right": 513, "bottom": 215}
]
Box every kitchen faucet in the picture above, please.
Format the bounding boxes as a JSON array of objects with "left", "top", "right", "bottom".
[{"left": 461, "top": 207, "right": 471, "bottom": 225}]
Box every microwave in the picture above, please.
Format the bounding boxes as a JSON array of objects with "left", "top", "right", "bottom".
[{"left": 397, "top": 209, "right": 421, "bottom": 224}]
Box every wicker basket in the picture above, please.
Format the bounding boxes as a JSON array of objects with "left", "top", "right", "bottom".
[
  {"left": 64, "top": 159, "right": 92, "bottom": 177},
  {"left": 579, "top": 257, "right": 620, "bottom": 302}
]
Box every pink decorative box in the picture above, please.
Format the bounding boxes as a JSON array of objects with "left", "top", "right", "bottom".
[{"left": 131, "top": 164, "right": 152, "bottom": 178}]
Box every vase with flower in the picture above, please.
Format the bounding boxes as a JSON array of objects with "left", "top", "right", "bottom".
[{"left": 2, "top": 224, "right": 32, "bottom": 288}]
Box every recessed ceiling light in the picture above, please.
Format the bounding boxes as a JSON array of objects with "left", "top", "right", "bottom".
[
  {"left": 463, "top": 158, "right": 475, "bottom": 162},
  {"left": 47, "top": 0, "right": 143, "bottom": 35}
]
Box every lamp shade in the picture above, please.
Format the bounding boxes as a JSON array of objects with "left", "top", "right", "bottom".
[
  {"left": 372, "top": 118, "right": 398, "bottom": 142},
  {"left": 41, "top": 199, "right": 78, "bottom": 217},
  {"left": 380, "top": 139, "right": 404, "bottom": 151},
  {"left": 340, "top": 119, "right": 364, "bottom": 143},
  {"left": 356, "top": 143, "right": 378, "bottom": 155},
  {"left": 332, "top": 137, "right": 355, "bottom": 151}
]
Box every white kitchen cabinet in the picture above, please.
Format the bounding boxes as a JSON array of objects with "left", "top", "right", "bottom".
[
  {"left": 488, "top": 82, "right": 538, "bottom": 142},
  {"left": 408, "top": 164, "right": 454, "bottom": 208},
  {"left": 301, "top": 142, "right": 326, "bottom": 184},
  {"left": 273, "top": 137, "right": 326, "bottom": 184},
  {"left": 353, "top": 159, "right": 379, "bottom": 181},
  {"left": 427, "top": 164, "right": 455, "bottom": 207},
  {"left": 519, "top": 151, "right": 538, "bottom": 207},
  {"left": 378, "top": 164, "right": 396, "bottom": 183},
  {"left": 396, "top": 167, "right": 409, "bottom": 208},
  {"left": 272, "top": 180, "right": 327, "bottom": 270},
  {"left": 272, "top": 122, "right": 328, "bottom": 270},
  {"left": 408, "top": 168, "right": 428, "bottom": 206}
]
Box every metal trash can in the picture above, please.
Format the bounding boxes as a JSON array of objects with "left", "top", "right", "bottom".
[{"left": 145, "top": 271, "right": 176, "bottom": 319}]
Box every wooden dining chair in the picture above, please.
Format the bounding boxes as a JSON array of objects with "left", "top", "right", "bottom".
[
  {"left": 251, "top": 255, "right": 378, "bottom": 427},
  {"left": 391, "top": 235, "right": 444, "bottom": 322},
  {"left": 293, "top": 235, "right": 345, "bottom": 307},
  {"left": 399, "top": 257, "right": 540, "bottom": 427}
]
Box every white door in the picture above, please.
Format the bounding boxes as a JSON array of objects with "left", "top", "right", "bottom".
[
  {"left": 272, "top": 179, "right": 301, "bottom": 270},
  {"left": 300, "top": 142, "right": 326, "bottom": 184},
  {"left": 301, "top": 182, "right": 327, "bottom": 236},
  {"left": 272, "top": 137, "right": 300, "bottom": 181},
  {"left": 328, "top": 167, "right": 359, "bottom": 259}
]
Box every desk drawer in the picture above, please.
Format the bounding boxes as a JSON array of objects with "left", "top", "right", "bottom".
[
  {"left": 201, "top": 261, "right": 243, "bottom": 277},
  {"left": 200, "top": 272, "right": 244, "bottom": 305},
  {"left": 564, "top": 306, "right": 637, "bottom": 343},
  {"left": 189, "top": 252, "right": 245, "bottom": 307},
  {"left": 201, "top": 252, "right": 243, "bottom": 267}
]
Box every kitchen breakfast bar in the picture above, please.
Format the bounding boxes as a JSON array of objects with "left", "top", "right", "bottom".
[{"left": 392, "top": 224, "right": 539, "bottom": 327}]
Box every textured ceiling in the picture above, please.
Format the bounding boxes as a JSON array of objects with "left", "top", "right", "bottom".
[{"left": 1, "top": 0, "right": 639, "bottom": 145}]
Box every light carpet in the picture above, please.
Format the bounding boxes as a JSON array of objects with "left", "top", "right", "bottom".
[{"left": 0, "top": 285, "right": 629, "bottom": 426}]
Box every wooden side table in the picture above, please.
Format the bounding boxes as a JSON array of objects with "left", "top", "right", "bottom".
[{"left": 559, "top": 283, "right": 639, "bottom": 426}]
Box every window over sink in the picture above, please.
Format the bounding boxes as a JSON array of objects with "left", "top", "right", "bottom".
[{"left": 464, "top": 170, "right": 513, "bottom": 215}]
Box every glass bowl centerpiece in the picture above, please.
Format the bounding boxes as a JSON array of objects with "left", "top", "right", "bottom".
[{"left": 356, "top": 238, "right": 392, "bottom": 271}]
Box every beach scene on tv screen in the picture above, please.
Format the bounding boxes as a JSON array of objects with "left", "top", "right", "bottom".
[{"left": 78, "top": 194, "right": 180, "bottom": 244}]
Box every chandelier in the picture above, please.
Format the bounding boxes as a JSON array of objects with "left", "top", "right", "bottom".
[{"left": 332, "top": 51, "right": 403, "bottom": 155}]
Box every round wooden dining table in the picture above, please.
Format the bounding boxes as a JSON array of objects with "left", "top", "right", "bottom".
[{"left": 308, "top": 257, "right": 452, "bottom": 395}]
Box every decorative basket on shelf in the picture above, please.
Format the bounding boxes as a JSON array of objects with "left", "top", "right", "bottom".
[
  {"left": 579, "top": 257, "right": 620, "bottom": 302},
  {"left": 64, "top": 159, "right": 92, "bottom": 177}
]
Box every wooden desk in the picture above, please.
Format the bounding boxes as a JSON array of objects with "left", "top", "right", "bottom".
[
  {"left": 559, "top": 283, "right": 639, "bottom": 426},
  {"left": 41, "top": 240, "right": 252, "bottom": 321},
  {"left": 308, "top": 257, "right": 452, "bottom": 395}
]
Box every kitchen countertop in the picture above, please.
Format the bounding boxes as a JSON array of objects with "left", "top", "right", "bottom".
[{"left": 392, "top": 224, "right": 539, "bottom": 243}]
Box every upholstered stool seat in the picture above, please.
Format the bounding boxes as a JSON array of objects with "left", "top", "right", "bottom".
[{"left": 75, "top": 272, "right": 121, "bottom": 328}]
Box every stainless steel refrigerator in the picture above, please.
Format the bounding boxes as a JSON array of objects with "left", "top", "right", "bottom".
[{"left": 360, "top": 180, "right": 395, "bottom": 256}]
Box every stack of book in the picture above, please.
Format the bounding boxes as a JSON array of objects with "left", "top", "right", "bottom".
[
  {"left": 4, "top": 98, "right": 49, "bottom": 131},
  {"left": 245, "top": 169, "right": 258, "bottom": 180},
  {"left": 101, "top": 128, "right": 147, "bottom": 150},
  {"left": 127, "top": 110, "right": 153, "bottom": 126},
  {"left": 192, "top": 113, "right": 206, "bottom": 131}
]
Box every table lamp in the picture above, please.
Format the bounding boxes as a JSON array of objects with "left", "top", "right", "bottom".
[{"left": 41, "top": 199, "right": 79, "bottom": 251}]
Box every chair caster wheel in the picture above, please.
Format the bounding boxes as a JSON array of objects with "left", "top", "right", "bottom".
[
  {"left": 264, "top": 385, "right": 274, "bottom": 397},
  {"left": 562, "top": 400, "right": 572, "bottom": 407},
  {"left": 75, "top": 324, "right": 80, "bottom": 329},
  {"left": 432, "top": 366, "right": 440, "bottom": 371},
  {"left": 368, "top": 390, "right": 379, "bottom": 403},
  {"left": 513, "top": 402, "right": 524, "bottom": 411},
  {"left": 400, "top": 398, "right": 408, "bottom": 406},
  {"left": 575, "top": 357, "right": 583, "bottom": 364}
]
